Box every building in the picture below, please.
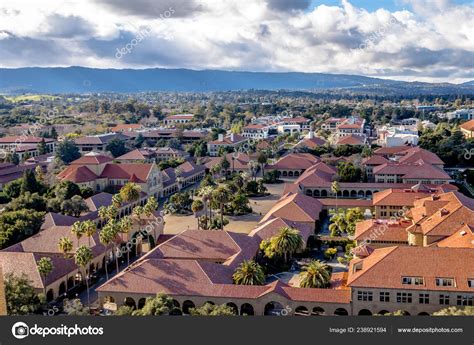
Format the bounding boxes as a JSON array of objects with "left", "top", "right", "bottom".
[
  {"left": 372, "top": 188, "right": 437, "bottom": 219},
  {"left": 373, "top": 162, "right": 452, "bottom": 185},
  {"left": 335, "top": 134, "right": 367, "bottom": 146},
  {"left": 266, "top": 153, "right": 321, "bottom": 178},
  {"left": 162, "top": 161, "right": 206, "bottom": 197},
  {"left": 242, "top": 124, "right": 270, "bottom": 139},
  {"left": 443, "top": 109, "right": 474, "bottom": 120},
  {"left": 207, "top": 133, "right": 248, "bottom": 157},
  {"left": 123, "top": 129, "right": 207, "bottom": 145},
  {"left": 347, "top": 246, "right": 474, "bottom": 316},
  {"left": 0, "top": 136, "right": 55, "bottom": 159},
  {"left": 115, "top": 147, "right": 190, "bottom": 163},
  {"left": 111, "top": 124, "right": 144, "bottom": 133},
  {"left": 335, "top": 117, "right": 365, "bottom": 138},
  {"left": 163, "top": 114, "right": 194, "bottom": 126},
  {"left": 353, "top": 219, "right": 411, "bottom": 248},
  {"left": 321, "top": 118, "right": 345, "bottom": 132},
  {"left": 74, "top": 133, "right": 130, "bottom": 154},
  {"left": 57, "top": 152, "right": 163, "bottom": 198},
  {"left": 280, "top": 117, "right": 311, "bottom": 131},
  {"left": 377, "top": 126, "right": 419, "bottom": 147},
  {"left": 296, "top": 131, "right": 327, "bottom": 150},
  {"left": 460, "top": 119, "right": 474, "bottom": 139},
  {"left": 0, "top": 162, "right": 46, "bottom": 191}
]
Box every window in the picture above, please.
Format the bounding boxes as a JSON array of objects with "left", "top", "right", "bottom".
[
  {"left": 419, "top": 293, "right": 429, "bottom": 304},
  {"left": 357, "top": 291, "right": 373, "bottom": 301},
  {"left": 402, "top": 277, "right": 412, "bottom": 285},
  {"left": 457, "top": 295, "right": 473, "bottom": 306},
  {"left": 414, "top": 277, "right": 425, "bottom": 285},
  {"left": 396, "top": 292, "right": 412, "bottom": 303},
  {"left": 402, "top": 277, "right": 424, "bottom": 285},
  {"left": 468, "top": 279, "right": 474, "bottom": 288},
  {"left": 380, "top": 292, "right": 390, "bottom": 302},
  {"left": 439, "top": 294, "right": 450, "bottom": 305},
  {"left": 436, "top": 278, "right": 455, "bottom": 287}
]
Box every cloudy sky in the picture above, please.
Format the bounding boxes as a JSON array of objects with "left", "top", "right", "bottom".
[{"left": 0, "top": 0, "right": 473, "bottom": 83}]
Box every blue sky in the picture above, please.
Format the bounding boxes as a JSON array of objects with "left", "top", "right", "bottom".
[{"left": 309, "top": 0, "right": 473, "bottom": 11}]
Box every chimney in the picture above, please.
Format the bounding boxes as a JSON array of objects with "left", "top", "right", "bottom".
[
  {"left": 440, "top": 208, "right": 449, "bottom": 216},
  {"left": 218, "top": 133, "right": 224, "bottom": 142}
]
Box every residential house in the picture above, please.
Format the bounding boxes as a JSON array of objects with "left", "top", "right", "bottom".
[
  {"left": 460, "top": 119, "right": 474, "bottom": 139},
  {"left": 207, "top": 133, "right": 248, "bottom": 157}
]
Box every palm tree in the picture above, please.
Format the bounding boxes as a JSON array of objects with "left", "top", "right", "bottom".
[
  {"left": 37, "top": 257, "right": 53, "bottom": 300},
  {"left": 103, "top": 220, "right": 120, "bottom": 273},
  {"left": 118, "top": 216, "right": 133, "bottom": 266},
  {"left": 132, "top": 206, "right": 145, "bottom": 256},
  {"left": 257, "top": 152, "right": 268, "bottom": 177},
  {"left": 98, "top": 227, "right": 114, "bottom": 281},
  {"left": 191, "top": 199, "right": 204, "bottom": 229},
  {"left": 82, "top": 220, "right": 97, "bottom": 248},
  {"left": 271, "top": 227, "right": 304, "bottom": 263},
  {"left": 232, "top": 260, "right": 265, "bottom": 286},
  {"left": 74, "top": 245, "right": 93, "bottom": 308},
  {"left": 331, "top": 181, "right": 340, "bottom": 212},
  {"left": 112, "top": 194, "right": 123, "bottom": 208},
  {"left": 198, "top": 186, "right": 214, "bottom": 229},
  {"left": 299, "top": 260, "right": 332, "bottom": 288},
  {"left": 71, "top": 221, "right": 85, "bottom": 247},
  {"left": 58, "top": 236, "right": 73, "bottom": 293},
  {"left": 119, "top": 182, "right": 141, "bottom": 204},
  {"left": 212, "top": 185, "right": 231, "bottom": 230}
]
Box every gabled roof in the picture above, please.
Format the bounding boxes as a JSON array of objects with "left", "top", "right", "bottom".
[
  {"left": 249, "top": 217, "right": 314, "bottom": 243},
  {"left": 336, "top": 134, "right": 366, "bottom": 146},
  {"left": 362, "top": 155, "right": 389, "bottom": 166},
  {"left": 435, "top": 225, "right": 474, "bottom": 249},
  {"left": 294, "top": 162, "right": 337, "bottom": 188},
  {"left": 268, "top": 153, "right": 320, "bottom": 170},
  {"left": 70, "top": 153, "right": 113, "bottom": 165},
  {"left": 115, "top": 149, "right": 150, "bottom": 161},
  {"left": 372, "top": 188, "right": 435, "bottom": 206},
  {"left": 460, "top": 119, "right": 474, "bottom": 131},
  {"left": 296, "top": 136, "right": 326, "bottom": 149},
  {"left": 99, "top": 163, "right": 153, "bottom": 183},
  {"left": 373, "top": 162, "right": 451, "bottom": 180},
  {"left": 260, "top": 192, "right": 322, "bottom": 224},
  {"left": 57, "top": 165, "right": 98, "bottom": 183},
  {"left": 354, "top": 219, "right": 411, "bottom": 242}
]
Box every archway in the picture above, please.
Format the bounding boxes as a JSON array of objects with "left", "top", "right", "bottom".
[
  {"left": 264, "top": 301, "right": 284, "bottom": 316},
  {"left": 312, "top": 307, "right": 325, "bottom": 315},
  {"left": 205, "top": 301, "right": 215, "bottom": 306},
  {"left": 358, "top": 309, "right": 372, "bottom": 316},
  {"left": 138, "top": 298, "right": 146, "bottom": 309},
  {"left": 294, "top": 171, "right": 300, "bottom": 177},
  {"left": 104, "top": 296, "right": 115, "bottom": 303},
  {"left": 226, "top": 303, "right": 239, "bottom": 315},
  {"left": 58, "top": 282, "right": 66, "bottom": 296},
  {"left": 321, "top": 190, "right": 328, "bottom": 197},
  {"left": 358, "top": 190, "right": 365, "bottom": 198},
  {"left": 342, "top": 190, "right": 349, "bottom": 198},
  {"left": 400, "top": 311, "right": 411, "bottom": 316},
  {"left": 46, "top": 289, "right": 54, "bottom": 302},
  {"left": 182, "top": 300, "right": 195, "bottom": 315},
  {"left": 366, "top": 191, "right": 373, "bottom": 198},
  {"left": 350, "top": 190, "right": 357, "bottom": 198},
  {"left": 241, "top": 303, "right": 255, "bottom": 316},
  {"left": 306, "top": 190, "right": 313, "bottom": 197},
  {"left": 334, "top": 308, "right": 348, "bottom": 316},
  {"left": 313, "top": 190, "right": 320, "bottom": 197},
  {"left": 295, "top": 306, "right": 310, "bottom": 316},
  {"left": 378, "top": 310, "right": 389, "bottom": 315},
  {"left": 288, "top": 171, "right": 294, "bottom": 177},
  {"left": 282, "top": 171, "right": 288, "bottom": 177},
  {"left": 124, "top": 297, "right": 136, "bottom": 310},
  {"left": 418, "top": 312, "right": 429, "bottom": 316}
]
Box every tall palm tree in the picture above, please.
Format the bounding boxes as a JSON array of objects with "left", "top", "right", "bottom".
[
  {"left": 212, "top": 185, "right": 231, "bottom": 230},
  {"left": 271, "top": 227, "right": 304, "bottom": 263},
  {"left": 118, "top": 216, "right": 133, "bottom": 266},
  {"left": 82, "top": 220, "right": 97, "bottom": 248},
  {"left": 199, "top": 186, "right": 214, "bottom": 229},
  {"left": 98, "top": 227, "right": 114, "bottom": 281},
  {"left": 132, "top": 206, "right": 145, "bottom": 256},
  {"left": 37, "top": 257, "right": 53, "bottom": 300},
  {"left": 257, "top": 152, "right": 268, "bottom": 178},
  {"left": 232, "top": 260, "right": 265, "bottom": 286},
  {"left": 103, "top": 220, "right": 120, "bottom": 273},
  {"left": 74, "top": 245, "right": 93, "bottom": 308},
  {"left": 191, "top": 199, "right": 204, "bottom": 230},
  {"left": 58, "top": 236, "right": 73, "bottom": 293},
  {"left": 119, "top": 182, "right": 141, "bottom": 204},
  {"left": 143, "top": 197, "right": 158, "bottom": 243},
  {"left": 71, "top": 221, "right": 85, "bottom": 247},
  {"left": 299, "top": 260, "right": 332, "bottom": 288},
  {"left": 112, "top": 194, "right": 123, "bottom": 209},
  {"left": 331, "top": 181, "right": 340, "bottom": 212}
]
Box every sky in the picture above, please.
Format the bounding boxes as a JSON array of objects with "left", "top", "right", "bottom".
[{"left": 0, "top": 0, "right": 473, "bottom": 83}]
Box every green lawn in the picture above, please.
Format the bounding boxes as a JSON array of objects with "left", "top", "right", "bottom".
[{"left": 4, "top": 94, "right": 59, "bottom": 102}]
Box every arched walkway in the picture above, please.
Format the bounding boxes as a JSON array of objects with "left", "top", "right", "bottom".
[
  {"left": 342, "top": 190, "right": 349, "bottom": 198},
  {"left": 313, "top": 190, "right": 320, "bottom": 197},
  {"left": 418, "top": 312, "right": 429, "bottom": 316},
  {"left": 295, "top": 306, "right": 310, "bottom": 316},
  {"left": 205, "top": 301, "right": 215, "bottom": 306},
  {"left": 138, "top": 298, "right": 146, "bottom": 309},
  {"left": 358, "top": 309, "right": 372, "bottom": 316},
  {"left": 306, "top": 190, "right": 313, "bottom": 196},
  {"left": 124, "top": 297, "right": 136, "bottom": 310},
  {"left": 378, "top": 310, "right": 389, "bottom": 315},
  {"left": 241, "top": 303, "right": 254, "bottom": 316},
  {"left": 358, "top": 190, "right": 365, "bottom": 198},
  {"left": 321, "top": 190, "right": 328, "bottom": 197},
  {"left": 58, "top": 282, "right": 66, "bottom": 296},
  {"left": 350, "top": 190, "right": 357, "bottom": 198},
  {"left": 366, "top": 191, "right": 373, "bottom": 198},
  {"left": 226, "top": 303, "right": 239, "bottom": 315},
  {"left": 182, "top": 300, "right": 195, "bottom": 315},
  {"left": 46, "top": 289, "right": 54, "bottom": 302},
  {"left": 334, "top": 308, "right": 348, "bottom": 316},
  {"left": 312, "top": 307, "right": 325, "bottom": 315},
  {"left": 264, "top": 302, "right": 284, "bottom": 316}
]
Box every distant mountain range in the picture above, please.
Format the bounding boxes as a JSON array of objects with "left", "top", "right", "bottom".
[{"left": 0, "top": 66, "right": 473, "bottom": 95}]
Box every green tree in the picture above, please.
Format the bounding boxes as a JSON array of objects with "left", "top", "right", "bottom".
[
  {"left": 337, "top": 162, "right": 362, "bottom": 182},
  {"left": 331, "top": 181, "right": 340, "bottom": 211},
  {"left": 190, "top": 303, "right": 236, "bottom": 316},
  {"left": 58, "top": 236, "right": 73, "bottom": 294},
  {"left": 54, "top": 181, "right": 81, "bottom": 201},
  {"left": 37, "top": 257, "right": 53, "bottom": 299},
  {"left": 4, "top": 273, "right": 41, "bottom": 315},
  {"left": 299, "top": 260, "right": 332, "bottom": 288},
  {"left": 56, "top": 138, "right": 81, "bottom": 164},
  {"left": 257, "top": 152, "right": 268, "bottom": 177},
  {"left": 0, "top": 210, "right": 45, "bottom": 249},
  {"left": 212, "top": 185, "right": 231, "bottom": 230},
  {"left": 3, "top": 179, "right": 22, "bottom": 199},
  {"left": 268, "top": 227, "right": 304, "bottom": 263},
  {"left": 61, "top": 195, "right": 89, "bottom": 217},
  {"left": 71, "top": 221, "right": 85, "bottom": 247},
  {"left": 191, "top": 199, "right": 204, "bottom": 229},
  {"left": 433, "top": 306, "right": 474, "bottom": 316},
  {"left": 98, "top": 224, "right": 114, "bottom": 281},
  {"left": 37, "top": 138, "right": 47, "bottom": 155},
  {"left": 74, "top": 245, "right": 93, "bottom": 307},
  {"left": 106, "top": 138, "right": 128, "bottom": 158},
  {"left": 20, "top": 169, "right": 40, "bottom": 194},
  {"left": 232, "top": 260, "right": 265, "bottom": 286},
  {"left": 132, "top": 293, "right": 178, "bottom": 316},
  {"left": 119, "top": 182, "right": 141, "bottom": 203},
  {"left": 63, "top": 298, "right": 89, "bottom": 315}
]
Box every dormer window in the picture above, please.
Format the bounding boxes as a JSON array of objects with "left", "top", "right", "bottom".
[
  {"left": 402, "top": 276, "right": 424, "bottom": 285},
  {"left": 353, "top": 262, "right": 363, "bottom": 273},
  {"left": 436, "top": 278, "right": 455, "bottom": 287},
  {"left": 468, "top": 279, "right": 474, "bottom": 288}
]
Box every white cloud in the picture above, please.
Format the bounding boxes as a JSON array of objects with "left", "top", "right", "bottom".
[{"left": 0, "top": 0, "right": 472, "bottom": 83}]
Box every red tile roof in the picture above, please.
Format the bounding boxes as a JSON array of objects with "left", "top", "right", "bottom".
[
  {"left": 354, "top": 219, "right": 411, "bottom": 242},
  {"left": 260, "top": 192, "right": 322, "bottom": 224},
  {"left": 70, "top": 154, "right": 113, "bottom": 165},
  {"left": 336, "top": 134, "right": 366, "bottom": 146},
  {"left": 57, "top": 165, "right": 98, "bottom": 183},
  {"left": 99, "top": 163, "right": 153, "bottom": 182},
  {"left": 460, "top": 119, "right": 474, "bottom": 131},
  {"left": 268, "top": 153, "right": 320, "bottom": 170}
]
